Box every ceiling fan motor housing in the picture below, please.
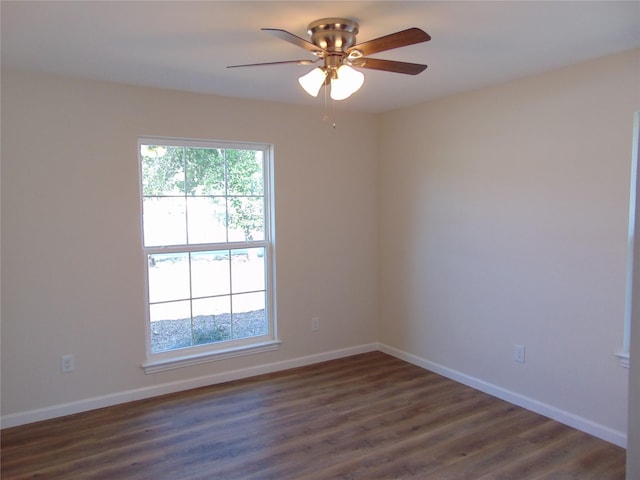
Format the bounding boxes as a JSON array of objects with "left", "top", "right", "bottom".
[{"left": 307, "top": 18, "right": 359, "bottom": 55}]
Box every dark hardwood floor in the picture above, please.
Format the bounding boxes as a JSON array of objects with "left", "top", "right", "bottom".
[{"left": 1, "top": 352, "right": 626, "bottom": 479}]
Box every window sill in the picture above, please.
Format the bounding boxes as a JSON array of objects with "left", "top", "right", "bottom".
[
  {"left": 614, "top": 351, "right": 630, "bottom": 369},
  {"left": 142, "top": 340, "right": 281, "bottom": 374}
]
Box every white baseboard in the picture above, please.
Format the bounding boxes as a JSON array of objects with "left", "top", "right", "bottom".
[
  {"left": 0, "top": 343, "right": 378, "bottom": 429},
  {"left": 378, "top": 343, "right": 627, "bottom": 448},
  {"left": 2, "top": 342, "right": 628, "bottom": 449}
]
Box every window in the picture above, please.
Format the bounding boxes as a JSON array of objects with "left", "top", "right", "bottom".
[{"left": 139, "top": 138, "right": 278, "bottom": 373}]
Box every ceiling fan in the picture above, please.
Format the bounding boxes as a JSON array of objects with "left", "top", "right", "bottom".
[{"left": 227, "top": 18, "right": 431, "bottom": 100}]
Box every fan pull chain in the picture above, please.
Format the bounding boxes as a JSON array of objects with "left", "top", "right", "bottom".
[
  {"left": 322, "top": 81, "right": 329, "bottom": 122},
  {"left": 321, "top": 81, "right": 336, "bottom": 128},
  {"left": 332, "top": 99, "right": 337, "bottom": 129}
]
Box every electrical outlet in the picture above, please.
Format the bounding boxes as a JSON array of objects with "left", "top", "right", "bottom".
[
  {"left": 61, "top": 354, "right": 75, "bottom": 373},
  {"left": 514, "top": 344, "right": 525, "bottom": 364},
  {"left": 311, "top": 317, "right": 320, "bottom": 331}
]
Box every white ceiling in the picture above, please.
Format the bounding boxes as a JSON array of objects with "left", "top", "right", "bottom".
[{"left": 2, "top": 1, "right": 639, "bottom": 113}]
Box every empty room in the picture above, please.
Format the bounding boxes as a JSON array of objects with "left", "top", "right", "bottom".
[{"left": 2, "top": 1, "right": 639, "bottom": 478}]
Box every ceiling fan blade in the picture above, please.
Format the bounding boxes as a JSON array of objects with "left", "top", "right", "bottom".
[
  {"left": 348, "top": 28, "right": 430, "bottom": 57},
  {"left": 262, "top": 28, "right": 324, "bottom": 55},
  {"left": 351, "top": 57, "right": 427, "bottom": 75},
  {"left": 227, "top": 59, "right": 319, "bottom": 68}
]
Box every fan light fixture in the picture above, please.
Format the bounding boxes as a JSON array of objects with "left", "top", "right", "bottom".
[
  {"left": 298, "top": 67, "right": 326, "bottom": 97},
  {"left": 329, "top": 65, "right": 364, "bottom": 100},
  {"left": 298, "top": 65, "right": 365, "bottom": 100}
]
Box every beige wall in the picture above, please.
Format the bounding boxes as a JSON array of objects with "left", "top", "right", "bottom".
[
  {"left": 378, "top": 49, "right": 639, "bottom": 442},
  {"left": 1, "top": 71, "right": 379, "bottom": 416}
]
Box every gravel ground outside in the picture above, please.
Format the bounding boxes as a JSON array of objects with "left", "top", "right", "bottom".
[{"left": 151, "top": 309, "right": 266, "bottom": 353}]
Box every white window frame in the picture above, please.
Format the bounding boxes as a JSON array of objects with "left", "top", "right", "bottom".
[
  {"left": 619, "top": 113, "right": 640, "bottom": 368},
  {"left": 138, "top": 136, "right": 279, "bottom": 373}
]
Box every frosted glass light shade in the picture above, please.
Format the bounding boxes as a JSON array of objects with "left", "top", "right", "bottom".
[
  {"left": 330, "top": 65, "right": 365, "bottom": 100},
  {"left": 298, "top": 68, "right": 327, "bottom": 97}
]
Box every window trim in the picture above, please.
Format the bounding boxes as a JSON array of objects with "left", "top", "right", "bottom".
[
  {"left": 620, "top": 112, "right": 640, "bottom": 368},
  {"left": 138, "top": 136, "right": 278, "bottom": 373}
]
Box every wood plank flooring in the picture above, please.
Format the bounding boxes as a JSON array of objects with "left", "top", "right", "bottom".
[{"left": 1, "top": 352, "right": 626, "bottom": 479}]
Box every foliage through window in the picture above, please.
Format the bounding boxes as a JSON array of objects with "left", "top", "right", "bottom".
[{"left": 139, "top": 138, "right": 274, "bottom": 361}]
